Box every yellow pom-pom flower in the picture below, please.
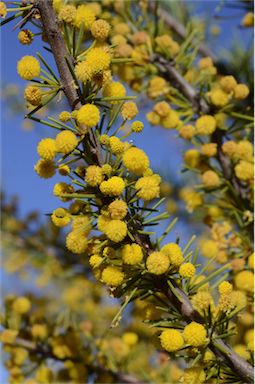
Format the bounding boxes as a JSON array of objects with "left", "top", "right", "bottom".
[
  {"left": 236, "top": 140, "right": 253, "bottom": 161},
  {"left": 220, "top": 76, "right": 237, "bottom": 93},
  {"left": 104, "top": 220, "right": 127, "bottom": 242},
  {"left": 218, "top": 281, "right": 233, "bottom": 295},
  {"left": 122, "top": 147, "right": 150, "bottom": 176},
  {"left": 179, "top": 124, "right": 195, "bottom": 140},
  {"left": 135, "top": 175, "right": 160, "bottom": 201},
  {"left": 121, "top": 243, "right": 143, "bottom": 265},
  {"left": 160, "top": 329, "right": 184, "bottom": 352},
  {"left": 183, "top": 322, "right": 207, "bottom": 347},
  {"left": 34, "top": 159, "right": 55, "bottom": 179},
  {"left": 146, "top": 251, "right": 170, "bottom": 275},
  {"left": 86, "top": 48, "right": 111, "bottom": 75},
  {"left": 58, "top": 164, "right": 70, "bottom": 176},
  {"left": 202, "top": 170, "right": 220, "bottom": 188},
  {"left": 103, "top": 81, "right": 126, "bottom": 104},
  {"left": 0, "top": 1, "right": 7, "bottom": 18},
  {"left": 58, "top": 4, "right": 77, "bottom": 23},
  {"left": 74, "top": 5, "right": 95, "bottom": 29},
  {"left": 51, "top": 208, "right": 70, "bottom": 228},
  {"left": 234, "top": 84, "right": 250, "bottom": 100},
  {"left": 108, "top": 200, "right": 127, "bottom": 220},
  {"left": 184, "top": 149, "right": 200, "bottom": 168},
  {"left": 161, "top": 243, "right": 184, "bottom": 267},
  {"left": 24, "top": 85, "right": 42, "bottom": 106},
  {"left": 183, "top": 367, "right": 206, "bottom": 384},
  {"left": 235, "top": 160, "right": 254, "bottom": 181},
  {"left": 201, "top": 143, "right": 217, "bottom": 157},
  {"left": 31, "top": 324, "right": 48, "bottom": 340},
  {"left": 89, "top": 254, "right": 103, "bottom": 268},
  {"left": 195, "top": 115, "right": 216, "bottom": 135},
  {"left": 37, "top": 138, "right": 56, "bottom": 160},
  {"left": 161, "top": 110, "right": 180, "bottom": 129},
  {"left": 200, "top": 239, "right": 218, "bottom": 258},
  {"left": 241, "top": 12, "right": 254, "bottom": 27},
  {"left": 121, "top": 101, "right": 138, "bottom": 120},
  {"left": 209, "top": 88, "right": 229, "bottom": 107},
  {"left": 17, "top": 56, "right": 40, "bottom": 80},
  {"left": 75, "top": 61, "right": 92, "bottom": 83},
  {"left": 131, "top": 121, "right": 144, "bottom": 133},
  {"left": 179, "top": 263, "right": 196, "bottom": 278},
  {"left": 91, "top": 19, "right": 111, "bottom": 40},
  {"left": 18, "top": 29, "right": 33, "bottom": 45},
  {"left": 248, "top": 253, "right": 254, "bottom": 269},
  {"left": 55, "top": 130, "right": 78, "bottom": 154},
  {"left": 72, "top": 216, "right": 91, "bottom": 234},
  {"left": 53, "top": 182, "right": 74, "bottom": 201},
  {"left": 101, "top": 266, "right": 124, "bottom": 286},
  {"left": 12, "top": 297, "right": 31, "bottom": 314},
  {"left": 235, "top": 271, "right": 254, "bottom": 293},
  {"left": 66, "top": 230, "right": 88, "bottom": 254},
  {"left": 59, "top": 111, "right": 71, "bottom": 122},
  {"left": 122, "top": 332, "right": 138, "bottom": 347},
  {"left": 76, "top": 104, "right": 100, "bottom": 128},
  {"left": 100, "top": 176, "right": 125, "bottom": 196},
  {"left": 85, "top": 165, "right": 103, "bottom": 187},
  {"left": 109, "top": 136, "right": 125, "bottom": 154}
]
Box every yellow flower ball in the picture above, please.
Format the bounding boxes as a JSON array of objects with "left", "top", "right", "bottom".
[
  {"left": 76, "top": 104, "right": 100, "bottom": 128},
  {"left": 0, "top": 329, "right": 18, "bottom": 344},
  {"left": 183, "top": 322, "right": 207, "bottom": 347},
  {"left": 55, "top": 130, "right": 78, "bottom": 154},
  {"left": 234, "top": 84, "right": 250, "bottom": 100},
  {"left": 160, "top": 329, "right": 184, "bottom": 352},
  {"left": 179, "top": 124, "right": 195, "bottom": 140},
  {"left": 75, "top": 61, "right": 92, "bottom": 83},
  {"left": 121, "top": 101, "right": 138, "bottom": 120},
  {"left": 233, "top": 345, "right": 250, "bottom": 361},
  {"left": 24, "top": 85, "right": 42, "bottom": 106},
  {"left": 209, "top": 88, "right": 229, "bottom": 107},
  {"left": 161, "top": 110, "right": 180, "bottom": 129},
  {"left": 202, "top": 170, "right": 221, "bottom": 188},
  {"left": 241, "top": 12, "right": 254, "bottom": 27},
  {"left": 37, "top": 138, "right": 56, "bottom": 160},
  {"left": 72, "top": 216, "right": 91, "bottom": 234},
  {"left": 235, "top": 160, "right": 254, "bottom": 181},
  {"left": 89, "top": 254, "right": 103, "bottom": 268},
  {"left": 220, "top": 76, "right": 237, "bottom": 93},
  {"left": 31, "top": 324, "right": 48, "bottom": 340},
  {"left": 18, "top": 29, "right": 33, "bottom": 45},
  {"left": 102, "top": 164, "right": 112, "bottom": 176},
  {"left": 200, "top": 239, "right": 218, "bottom": 258},
  {"left": 109, "top": 136, "right": 125, "bottom": 154},
  {"left": 51, "top": 208, "right": 71, "bottom": 228},
  {"left": 108, "top": 199, "right": 127, "bottom": 220},
  {"left": 17, "top": 56, "right": 40, "bottom": 80},
  {"left": 86, "top": 48, "right": 111, "bottom": 75},
  {"left": 161, "top": 243, "right": 184, "bottom": 267},
  {"left": 154, "top": 101, "right": 171, "bottom": 117},
  {"left": 122, "top": 332, "right": 138, "bottom": 347},
  {"left": 184, "top": 149, "right": 200, "bottom": 168},
  {"left": 222, "top": 140, "right": 237, "bottom": 157},
  {"left": 236, "top": 140, "right": 253, "bottom": 161},
  {"left": 102, "top": 81, "right": 126, "bottom": 104},
  {"left": 34, "top": 159, "right": 55, "bottom": 179},
  {"left": 191, "top": 291, "right": 214, "bottom": 313},
  {"left": 179, "top": 263, "right": 196, "bottom": 278},
  {"left": 183, "top": 366, "right": 206, "bottom": 384},
  {"left": 195, "top": 115, "right": 216, "bottom": 135},
  {"left": 135, "top": 175, "right": 160, "bottom": 201},
  {"left": 235, "top": 271, "right": 254, "bottom": 293},
  {"left": 104, "top": 220, "right": 127, "bottom": 242},
  {"left": 58, "top": 4, "right": 77, "bottom": 23},
  {"left": 201, "top": 143, "right": 217, "bottom": 157},
  {"left": 248, "top": 253, "right": 254, "bottom": 269},
  {"left": 91, "top": 19, "right": 111, "bottom": 40},
  {"left": 218, "top": 281, "right": 233, "bottom": 295},
  {"left": 0, "top": 1, "right": 7, "bottom": 18},
  {"left": 146, "top": 251, "right": 170, "bottom": 275},
  {"left": 12, "top": 297, "right": 31, "bottom": 314},
  {"left": 122, "top": 147, "right": 150, "bottom": 176},
  {"left": 121, "top": 243, "right": 143, "bottom": 265},
  {"left": 66, "top": 230, "right": 88, "bottom": 254},
  {"left": 58, "top": 164, "right": 70, "bottom": 176},
  {"left": 53, "top": 182, "right": 74, "bottom": 201},
  {"left": 59, "top": 111, "right": 71, "bottom": 122},
  {"left": 131, "top": 121, "right": 144, "bottom": 133},
  {"left": 100, "top": 176, "right": 125, "bottom": 196},
  {"left": 101, "top": 266, "right": 124, "bottom": 286},
  {"left": 85, "top": 165, "right": 103, "bottom": 187},
  {"left": 74, "top": 5, "right": 96, "bottom": 29},
  {"left": 146, "top": 111, "right": 161, "bottom": 126}
]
